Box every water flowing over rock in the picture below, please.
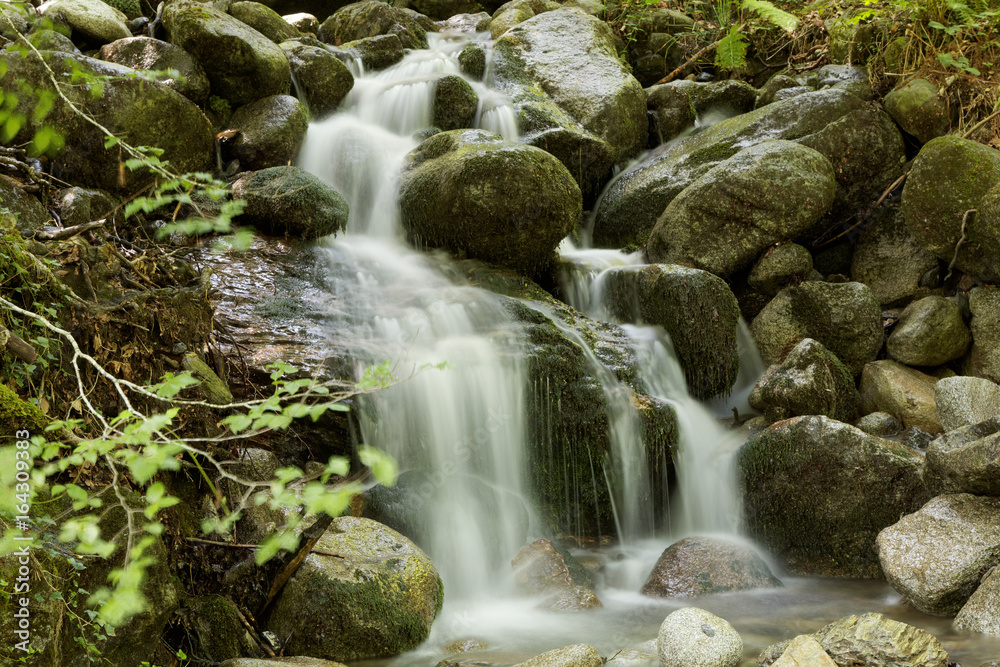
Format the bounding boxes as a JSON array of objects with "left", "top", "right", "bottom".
[
  {"left": 926, "top": 416, "right": 1000, "bottom": 496},
  {"left": 493, "top": 8, "right": 647, "bottom": 197},
  {"left": 319, "top": 1, "right": 430, "bottom": 50},
  {"left": 657, "top": 607, "right": 742, "bottom": 667},
  {"left": 901, "top": 136, "right": 1000, "bottom": 283},
  {"left": 640, "top": 536, "right": 781, "bottom": 599},
  {"left": 877, "top": 494, "right": 1000, "bottom": 616},
  {"left": 850, "top": 207, "right": 940, "bottom": 308},
  {"left": 860, "top": 360, "right": 943, "bottom": 434},
  {"left": 750, "top": 281, "right": 882, "bottom": 377},
  {"left": 737, "top": 416, "right": 928, "bottom": 577},
  {"left": 955, "top": 566, "right": 1000, "bottom": 636},
  {"left": 231, "top": 166, "right": 348, "bottom": 239},
  {"left": 432, "top": 74, "right": 479, "bottom": 130},
  {"left": 266, "top": 516, "right": 444, "bottom": 661},
  {"left": 511, "top": 539, "right": 602, "bottom": 610},
  {"left": 223, "top": 94, "right": 309, "bottom": 170},
  {"left": 164, "top": 0, "right": 291, "bottom": 106},
  {"left": 935, "top": 376, "right": 1000, "bottom": 431},
  {"left": 98, "top": 37, "right": 211, "bottom": 104},
  {"left": 512, "top": 643, "right": 604, "bottom": 667},
  {"left": 963, "top": 286, "right": 1000, "bottom": 383},
  {"left": 398, "top": 129, "right": 581, "bottom": 277},
  {"left": 749, "top": 338, "right": 860, "bottom": 423},
  {"left": 598, "top": 264, "right": 740, "bottom": 399},
  {"left": 280, "top": 41, "right": 354, "bottom": 118},
  {"left": 646, "top": 140, "right": 836, "bottom": 277}
]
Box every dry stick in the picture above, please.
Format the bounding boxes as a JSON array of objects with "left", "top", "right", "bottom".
[
  {"left": 653, "top": 27, "right": 743, "bottom": 85},
  {"left": 0, "top": 324, "right": 39, "bottom": 364},
  {"left": 813, "top": 171, "right": 910, "bottom": 248},
  {"left": 32, "top": 219, "right": 106, "bottom": 241},
  {"left": 962, "top": 106, "right": 1000, "bottom": 139},
  {"left": 228, "top": 597, "right": 277, "bottom": 659},
  {"left": 945, "top": 209, "right": 975, "bottom": 282},
  {"left": 260, "top": 514, "right": 335, "bottom": 615},
  {"left": 184, "top": 536, "right": 344, "bottom": 559}
]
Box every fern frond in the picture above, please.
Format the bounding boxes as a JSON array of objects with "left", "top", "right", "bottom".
[
  {"left": 715, "top": 25, "right": 748, "bottom": 69},
  {"left": 743, "top": 0, "right": 799, "bottom": 32}
]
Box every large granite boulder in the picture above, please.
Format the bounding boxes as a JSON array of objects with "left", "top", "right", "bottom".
[
  {"left": 954, "top": 565, "right": 1000, "bottom": 636},
  {"left": 640, "top": 536, "right": 781, "bottom": 599},
  {"left": 657, "top": 608, "right": 742, "bottom": 667},
  {"left": 98, "top": 36, "right": 211, "bottom": 104},
  {"left": 925, "top": 416, "right": 1000, "bottom": 496},
  {"left": 398, "top": 129, "right": 581, "bottom": 277},
  {"left": 935, "top": 376, "right": 1000, "bottom": 431},
  {"left": 859, "top": 360, "right": 943, "bottom": 434},
  {"left": 963, "top": 286, "right": 1000, "bottom": 383},
  {"left": 319, "top": 1, "right": 430, "bottom": 50},
  {"left": 887, "top": 296, "right": 970, "bottom": 366},
  {"left": 646, "top": 141, "right": 836, "bottom": 277},
  {"left": 877, "top": 494, "right": 1000, "bottom": 616},
  {"left": 737, "top": 416, "right": 929, "bottom": 577}
]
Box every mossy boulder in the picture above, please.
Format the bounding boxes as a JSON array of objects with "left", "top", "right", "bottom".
[
  {"left": 98, "top": 36, "right": 211, "bottom": 103},
  {"left": 598, "top": 263, "right": 740, "bottom": 399},
  {"left": 748, "top": 243, "right": 814, "bottom": 296},
  {"left": 319, "top": 1, "right": 429, "bottom": 50},
  {"left": 407, "top": 0, "right": 482, "bottom": 20},
  {"left": 884, "top": 78, "right": 951, "bottom": 144},
  {"left": 592, "top": 89, "right": 902, "bottom": 250},
  {"left": 187, "top": 596, "right": 258, "bottom": 662},
  {"left": 653, "top": 79, "right": 757, "bottom": 117},
  {"left": 0, "top": 1, "right": 31, "bottom": 38},
  {"left": 398, "top": 129, "right": 581, "bottom": 277},
  {"left": 0, "top": 174, "right": 49, "bottom": 234},
  {"left": 737, "top": 415, "right": 929, "bottom": 577},
  {"left": 490, "top": 0, "right": 559, "bottom": 39},
  {"left": 433, "top": 75, "right": 478, "bottom": 131},
  {"left": 40, "top": 0, "right": 130, "bottom": 44},
  {"left": 901, "top": 136, "right": 1000, "bottom": 283},
  {"left": 280, "top": 41, "right": 354, "bottom": 118},
  {"left": 878, "top": 494, "right": 1000, "bottom": 616},
  {"left": 859, "top": 360, "right": 943, "bottom": 434},
  {"left": 458, "top": 43, "right": 486, "bottom": 80},
  {"left": 266, "top": 516, "right": 444, "bottom": 661},
  {"left": 962, "top": 286, "right": 1000, "bottom": 383},
  {"left": 223, "top": 94, "right": 309, "bottom": 170},
  {"left": 646, "top": 83, "right": 696, "bottom": 143},
  {"left": 926, "top": 416, "right": 1000, "bottom": 496},
  {"left": 851, "top": 206, "right": 940, "bottom": 308},
  {"left": 102, "top": 0, "right": 142, "bottom": 20},
  {"left": 230, "top": 1, "right": 301, "bottom": 43},
  {"left": 231, "top": 166, "right": 348, "bottom": 239},
  {"left": 887, "top": 296, "right": 970, "bottom": 367},
  {"left": 647, "top": 141, "right": 836, "bottom": 277},
  {"left": 750, "top": 280, "right": 882, "bottom": 377},
  {"left": 749, "top": 337, "right": 860, "bottom": 424},
  {"left": 493, "top": 8, "right": 647, "bottom": 199},
  {"left": 0, "top": 50, "right": 214, "bottom": 195},
  {"left": 0, "top": 383, "right": 48, "bottom": 436},
  {"left": 27, "top": 28, "right": 81, "bottom": 53},
  {"left": 640, "top": 536, "right": 781, "bottom": 598},
  {"left": 164, "top": 0, "right": 291, "bottom": 105},
  {"left": 340, "top": 33, "right": 404, "bottom": 70}
]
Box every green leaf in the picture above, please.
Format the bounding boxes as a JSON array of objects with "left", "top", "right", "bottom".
[
  {"left": 715, "top": 25, "right": 748, "bottom": 70},
  {"left": 221, "top": 413, "right": 253, "bottom": 433},
  {"left": 358, "top": 446, "right": 397, "bottom": 487},
  {"left": 151, "top": 371, "right": 200, "bottom": 399},
  {"left": 742, "top": 0, "right": 798, "bottom": 31}
]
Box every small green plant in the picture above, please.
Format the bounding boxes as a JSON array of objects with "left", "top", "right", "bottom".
[{"left": 714, "top": 0, "right": 798, "bottom": 69}]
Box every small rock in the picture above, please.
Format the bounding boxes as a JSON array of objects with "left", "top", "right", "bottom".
[
  {"left": 854, "top": 411, "right": 904, "bottom": 437},
  {"left": 512, "top": 538, "right": 601, "bottom": 610},
  {"left": 887, "top": 296, "right": 970, "bottom": 366},
  {"left": 747, "top": 243, "right": 814, "bottom": 296},
  {"left": 280, "top": 41, "right": 354, "bottom": 118},
  {"left": 657, "top": 607, "right": 742, "bottom": 667},
  {"left": 458, "top": 43, "right": 486, "bottom": 80},
  {"left": 443, "top": 638, "right": 489, "bottom": 654},
  {"left": 640, "top": 536, "right": 781, "bottom": 599},
  {"left": 860, "top": 360, "right": 942, "bottom": 434},
  {"left": 432, "top": 74, "right": 478, "bottom": 130},
  {"left": 884, "top": 78, "right": 951, "bottom": 144},
  {"left": 954, "top": 565, "right": 1000, "bottom": 636},
  {"left": 935, "top": 375, "right": 1000, "bottom": 431},
  {"left": 283, "top": 13, "right": 319, "bottom": 34},
  {"left": 512, "top": 643, "right": 603, "bottom": 667}
]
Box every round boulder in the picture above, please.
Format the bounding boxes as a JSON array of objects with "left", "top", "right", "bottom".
[
  {"left": 224, "top": 94, "right": 309, "bottom": 170},
  {"left": 280, "top": 41, "right": 354, "bottom": 118},
  {"left": 433, "top": 75, "right": 478, "bottom": 131},
  {"left": 40, "top": 0, "right": 130, "bottom": 44},
  {"left": 657, "top": 608, "right": 742, "bottom": 667},
  {"left": 319, "top": 1, "right": 429, "bottom": 50},
  {"left": 859, "top": 360, "right": 943, "bottom": 434},
  {"left": 640, "top": 536, "right": 781, "bottom": 599},
  {"left": 231, "top": 166, "right": 348, "bottom": 239},
  {"left": 935, "top": 375, "right": 1000, "bottom": 432},
  {"left": 887, "top": 296, "right": 970, "bottom": 367},
  {"left": 398, "top": 129, "right": 581, "bottom": 276},
  {"left": 266, "top": 516, "right": 444, "bottom": 661},
  {"left": 647, "top": 141, "right": 836, "bottom": 277},
  {"left": 230, "top": 1, "right": 301, "bottom": 43},
  {"left": 98, "top": 36, "right": 211, "bottom": 104},
  {"left": 884, "top": 78, "right": 951, "bottom": 144}
]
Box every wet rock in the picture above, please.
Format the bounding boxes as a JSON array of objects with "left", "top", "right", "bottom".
[
  {"left": 593, "top": 89, "right": 903, "bottom": 250},
  {"left": 231, "top": 166, "right": 348, "bottom": 240},
  {"left": 640, "top": 536, "right": 781, "bottom": 599},
  {"left": 0, "top": 50, "right": 214, "bottom": 194},
  {"left": 954, "top": 566, "right": 1000, "bottom": 636},
  {"left": 221, "top": 659, "right": 348, "bottom": 667},
  {"left": 854, "top": 411, "right": 904, "bottom": 438},
  {"left": 884, "top": 78, "right": 951, "bottom": 144},
  {"left": 280, "top": 41, "right": 354, "bottom": 118},
  {"left": 749, "top": 338, "right": 860, "bottom": 423},
  {"left": 319, "top": 1, "right": 429, "bottom": 50},
  {"left": 398, "top": 129, "right": 581, "bottom": 277},
  {"left": 544, "top": 585, "right": 603, "bottom": 611},
  {"left": 437, "top": 11, "right": 492, "bottom": 32},
  {"left": 493, "top": 9, "right": 647, "bottom": 198},
  {"left": 647, "top": 141, "right": 836, "bottom": 277},
  {"left": 877, "top": 494, "right": 1000, "bottom": 616},
  {"left": 926, "top": 416, "right": 1000, "bottom": 496},
  {"left": 266, "top": 516, "right": 444, "bottom": 661},
  {"left": 0, "top": 175, "right": 49, "bottom": 234},
  {"left": 224, "top": 94, "right": 309, "bottom": 170},
  {"left": 851, "top": 206, "right": 940, "bottom": 308},
  {"left": 283, "top": 12, "right": 319, "bottom": 33},
  {"left": 901, "top": 136, "right": 1000, "bottom": 283},
  {"left": 55, "top": 187, "right": 117, "bottom": 228},
  {"left": 737, "top": 416, "right": 928, "bottom": 577},
  {"left": 512, "top": 643, "right": 603, "bottom": 667},
  {"left": 605, "top": 647, "right": 658, "bottom": 665},
  {"left": 98, "top": 37, "right": 210, "bottom": 104},
  {"left": 772, "top": 635, "right": 837, "bottom": 667},
  {"left": 935, "top": 376, "right": 1000, "bottom": 431},
  {"left": 599, "top": 264, "right": 740, "bottom": 400},
  {"left": 887, "top": 296, "right": 970, "bottom": 366},
  {"left": 747, "top": 243, "right": 814, "bottom": 296},
  {"left": 40, "top": 0, "right": 130, "bottom": 44},
  {"left": 231, "top": 1, "right": 301, "bottom": 42},
  {"left": 407, "top": 0, "right": 482, "bottom": 20},
  {"left": 963, "top": 286, "right": 1000, "bottom": 383},
  {"left": 611, "top": 5, "right": 691, "bottom": 87},
  {"left": 458, "top": 43, "right": 486, "bottom": 79},
  {"left": 860, "top": 360, "right": 942, "bottom": 434},
  {"left": 750, "top": 281, "right": 882, "bottom": 377},
  {"left": 512, "top": 538, "right": 594, "bottom": 593},
  {"left": 657, "top": 607, "right": 742, "bottom": 667},
  {"left": 433, "top": 74, "right": 478, "bottom": 131},
  {"left": 341, "top": 33, "right": 404, "bottom": 71},
  {"left": 646, "top": 84, "right": 696, "bottom": 143},
  {"left": 660, "top": 79, "right": 758, "bottom": 117},
  {"left": 444, "top": 638, "right": 489, "bottom": 653},
  {"left": 490, "top": 0, "right": 558, "bottom": 39},
  {"left": 756, "top": 74, "right": 800, "bottom": 108},
  {"left": 187, "top": 596, "right": 258, "bottom": 662},
  {"left": 164, "top": 0, "right": 290, "bottom": 105}
]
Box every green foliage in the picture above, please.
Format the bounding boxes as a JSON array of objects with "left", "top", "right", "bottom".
[
  {"left": 742, "top": 0, "right": 797, "bottom": 31},
  {"left": 715, "top": 23, "right": 749, "bottom": 68}
]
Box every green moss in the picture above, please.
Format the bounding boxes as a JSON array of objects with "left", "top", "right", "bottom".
[
  {"left": 0, "top": 383, "right": 48, "bottom": 437},
  {"left": 101, "top": 0, "right": 141, "bottom": 18}
]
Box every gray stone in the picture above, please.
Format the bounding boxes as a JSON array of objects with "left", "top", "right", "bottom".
[
  {"left": 40, "top": 0, "right": 130, "bottom": 44},
  {"left": 750, "top": 338, "right": 860, "bottom": 423},
  {"left": 231, "top": 166, "right": 348, "bottom": 240},
  {"left": 647, "top": 141, "right": 836, "bottom": 277},
  {"left": 221, "top": 659, "right": 347, "bottom": 667},
  {"left": 851, "top": 206, "right": 940, "bottom": 308},
  {"left": 341, "top": 34, "right": 404, "bottom": 71},
  {"left": 860, "top": 360, "right": 942, "bottom": 434},
  {"left": 877, "top": 494, "right": 1000, "bottom": 616},
  {"left": 954, "top": 566, "right": 1000, "bottom": 636},
  {"left": 0, "top": 175, "right": 50, "bottom": 234},
  {"left": 512, "top": 644, "right": 603, "bottom": 667},
  {"left": 935, "top": 375, "right": 1000, "bottom": 431},
  {"left": 319, "top": 1, "right": 428, "bottom": 50},
  {"left": 884, "top": 78, "right": 951, "bottom": 144},
  {"left": 756, "top": 74, "right": 800, "bottom": 108},
  {"left": 963, "top": 286, "right": 1000, "bottom": 383},
  {"left": 490, "top": 0, "right": 558, "bottom": 39},
  {"left": 280, "top": 41, "right": 354, "bottom": 118},
  {"left": 772, "top": 635, "right": 837, "bottom": 667},
  {"left": 854, "top": 411, "right": 903, "bottom": 438},
  {"left": 748, "top": 243, "right": 814, "bottom": 296},
  {"left": 737, "top": 416, "right": 928, "bottom": 577},
  {"left": 750, "top": 281, "right": 882, "bottom": 377},
  {"left": 28, "top": 28, "right": 82, "bottom": 53},
  {"left": 887, "top": 296, "right": 970, "bottom": 366},
  {"left": 283, "top": 12, "right": 319, "bottom": 33},
  {"left": 231, "top": 1, "right": 301, "bottom": 43},
  {"left": 657, "top": 607, "right": 742, "bottom": 667},
  {"left": 98, "top": 36, "right": 211, "bottom": 103},
  {"left": 224, "top": 94, "right": 309, "bottom": 170},
  {"left": 640, "top": 536, "right": 781, "bottom": 599},
  {"left": 926, "top": 416, "right": 1000, "bottom": 496},
  {"left": 605, "top": 648, "right": 658, "bottom": 666},
  {"left": 646, "top": 83, "right": 696, "bottom": 143}
]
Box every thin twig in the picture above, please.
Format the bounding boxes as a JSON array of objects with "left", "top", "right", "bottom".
[
  {"left": 945, "top": 209, "right": 975, "bottom": 282},
  {"left": 32, "top": 219, "right": 106, "bottom": 241},
  {"left": 654, "top": 26, "right": 744, "bottom": 85}
]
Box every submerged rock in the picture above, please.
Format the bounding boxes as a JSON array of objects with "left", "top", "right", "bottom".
[
  {"left": 266, "top": 516, "right": 444, "bottom": 661},
  {"left": 657, "top": 607, "right": 742, "bottom": 667},
  {"left": 512, "top": 538, "right": 595, "bottom": 593},
  {"left": 877, "top": 494, "right": 1000, "bottom": 616},
  {"left": 640, "top": 536, "right": 781, "bottom": 599},
  {"left": 398, "top": 129, "right": 581, "bottom": 277},
  {"left": 926, "top": 416, "right": 1000, "bottom": 496},
  {"left": 737, "top": 416, "right": 928, "bottom": 577}
]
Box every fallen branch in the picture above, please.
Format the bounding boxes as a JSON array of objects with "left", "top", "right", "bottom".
[
  {"left": 260, "top": 514, "right": 334, "bottom": 615},
  {"left": 0, "top": 324, "right": 39, "bottom": 364},
  {"left": 654, "top": 26, "right": 743, "bottom": 85},
  {"left": 32, "top": 219, "right": 106, "bottom": 241}
]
